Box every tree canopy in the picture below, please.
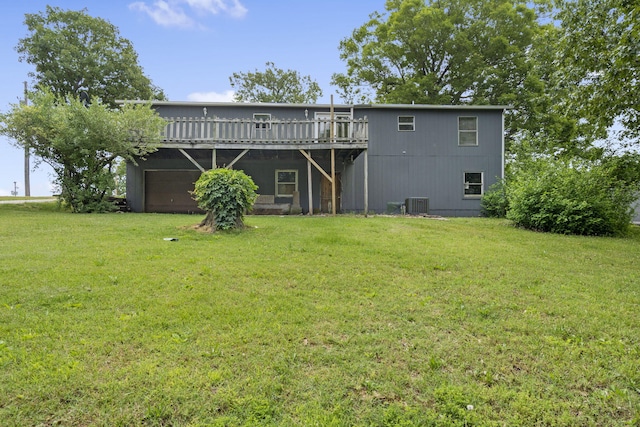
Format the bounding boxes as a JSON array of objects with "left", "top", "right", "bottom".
[
  {"left": 0, "top": 91, "right": 166, "bottom": 212},
  {"left": 16, "top": 6, "right": 165, "bottom": 108},
  {"left": 332, "top": 0, "right": 559, "bottom": 140},
  {"left": 555, "top": 0, "right": 639, "bottom": 147},
  {"left": 332, "top": 0, "right": 542, "bottom": 104},
  {"left": 229, "top": 62, "right": 323, "bottom": 103}
]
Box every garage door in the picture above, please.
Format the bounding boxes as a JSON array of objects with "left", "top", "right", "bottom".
[{"left": 145, "top": 170, "right": 204, "bottom": 213}]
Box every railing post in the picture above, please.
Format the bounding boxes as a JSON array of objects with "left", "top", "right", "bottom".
[
  {"left": 163, "top": 118, "right": 170, "bottom": 141},
  {"left": 273, "top": 120, "right": 278, "bottom": 143}
]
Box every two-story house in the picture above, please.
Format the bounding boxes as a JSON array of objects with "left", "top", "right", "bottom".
[{"left": 125, "top": 101, "right": 506, "bottom": 216}]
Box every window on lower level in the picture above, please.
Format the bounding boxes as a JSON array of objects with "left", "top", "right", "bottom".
[
  {"left": 398, "top": 116, "right": 415, "bottom": 131},
  {"left": 458, "top": 116, "right": 478, "bottom": 146},
  {"left": 464, "top": 172, "right": 483, "bottom": 197},
  {"left": 276, "top": 170, "right": 298, "bottom": 197}
]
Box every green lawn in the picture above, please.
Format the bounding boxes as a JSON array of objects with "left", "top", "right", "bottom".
[
  {"left": 0, "top": 196, "right": 56, "bottom": 201},
  {"left": 1, "top": 203, "right": 639, "bottom": 426}
]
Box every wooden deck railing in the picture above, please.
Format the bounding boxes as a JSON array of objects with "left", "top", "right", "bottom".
[{"left": 161, "top": 116, "right": 368, "bottom": 146}]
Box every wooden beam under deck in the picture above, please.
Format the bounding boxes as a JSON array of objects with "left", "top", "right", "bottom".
[
  {"left": 225, "top": 149, "right": 250, "bottom": 169},
  {"left": 298, "top": 150, "right": 332, "bottom": 183},
  {"left": 158, "top": 142, "right": 367, "bottom": 150},
  {"left": 178, "top": 148, "right": 205, "bottom": 172}
]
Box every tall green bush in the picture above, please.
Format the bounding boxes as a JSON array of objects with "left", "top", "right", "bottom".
[
  {"left": 481, "top": 180, "right": 509, "bottom": 218},
  {"left": 191, "top": 168, "right": 258, "bottom": 231},
  {"left": 506, "top": 158, "right": 637, "bottom": 236}
]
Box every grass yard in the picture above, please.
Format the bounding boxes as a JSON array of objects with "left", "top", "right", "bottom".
[
  {"left": 0, "top": 196, "right": 57, "bottom": 201},
  {"left": 1, "top": 203, "right": 639, "bottom": 426}
]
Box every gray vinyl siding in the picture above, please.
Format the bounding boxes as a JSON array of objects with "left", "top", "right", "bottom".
[
  {"left": 126, "top": 150, "right": 211, "bottom": 213},
  {"left": 126, "top": 161, "right": 144, "bottom": 213},
  {"left": 125, "top": 101, "right": 504, "bottom": 216},
  {"left": 342, "top": 108, "right": 503, "bottom": 216},
  {"left": 127, "top": 148, "right": 332, "bottom": 213}
]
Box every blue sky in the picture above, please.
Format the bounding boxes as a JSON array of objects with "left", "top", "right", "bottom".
[{"left": 0, "top": 0, "right": 386, "bottom": 196}]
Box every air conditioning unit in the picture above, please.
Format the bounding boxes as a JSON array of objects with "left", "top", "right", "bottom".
[{"left": 405, "top": 197, "right": 429, "bottom": 215}]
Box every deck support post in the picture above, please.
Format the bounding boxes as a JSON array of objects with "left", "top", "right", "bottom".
[
  {"left": 307, "top": 158, "right": 313, "bottom": 215},
  {"left": 330, "top": 95, "right": 336, "bottom": 215},
  {"left": 364, "top": 149, "right": 368, "bottom": 217},
  {"left": 331, "top": 148, "right": 336, "bottom": 215}
]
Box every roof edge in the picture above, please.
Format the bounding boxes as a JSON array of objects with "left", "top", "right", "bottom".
[
  {"left": 116, "top": 100, "right": 511, "bottom": 110},
  {"left": 354, "top": 103, "right": 511, "bottom": 110},
  {"left": 116, "top": 100, "right": 354, "bottom": 109}
]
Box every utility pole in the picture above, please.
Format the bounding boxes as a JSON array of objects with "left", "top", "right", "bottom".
[{"left": 22, "top": 81, "right": 30, "bottom": 197}]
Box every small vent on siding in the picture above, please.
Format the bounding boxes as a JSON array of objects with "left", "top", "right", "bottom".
[{"left": 405, "top": 197, "right": 429, "bottom": 215}]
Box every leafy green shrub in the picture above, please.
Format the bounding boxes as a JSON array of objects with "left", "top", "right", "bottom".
[
  {"left": 481, "top": 180, "right": 509, "bottom": 218},
  {"left": 506, "top": 158, "right": 637, "bottom": 236},
  {"left": 1, "top": 90, "right": 164, "bottom": 213},
  {"left": 192, "top": 168, "right": 258, "bottom": 231},
  {"left": 601, "top": 152, "right": 640, "bottom": 187}
]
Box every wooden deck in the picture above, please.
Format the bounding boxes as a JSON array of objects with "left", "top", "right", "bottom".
[
  {"left": 159, "top": 116, "right": 369, "bottom": 150},
  {"left": 153, "top": 115, "right": 370, "bottom": 216}
]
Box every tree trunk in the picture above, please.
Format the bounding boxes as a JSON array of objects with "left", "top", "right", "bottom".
[
  {"left": 199, "top": 211, "right": 216, "bottom": 232},
  {"left": 198, "top": 210, "right": 245, "bottom": 232}
]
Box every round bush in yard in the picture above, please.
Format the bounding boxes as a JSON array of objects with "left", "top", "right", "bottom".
[{"left": 191, "top": 168, "right": 258, "bottom": 232}]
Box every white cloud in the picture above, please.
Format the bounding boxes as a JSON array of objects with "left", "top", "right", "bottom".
[
  {"left": 187, "top": 90, "right": 236, "bottom": 102},
  {"left": 129, "top": 1, "right": 195, "bottom": 28},
  {"left": 130, "top": 0, "right": 247, "bottom": 28},
  {"left": 186, "top": 0, "right": 247, "bottom": 18}
]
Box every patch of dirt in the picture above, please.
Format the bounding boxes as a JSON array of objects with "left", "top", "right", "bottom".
[
  {"left": 181, "top": 224, "right": 214, "bottom": 233},
  {"left": 374, "top": 214, "right": 448, "bottom": 220}
]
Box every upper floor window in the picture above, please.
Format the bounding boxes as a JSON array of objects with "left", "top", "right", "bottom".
[
  {"left": 398, "top": 116, "right": 415, "bottom": 131},
  {"left": 458, "top": 116, "right": 478, "bottom": 146},
  {"left": 464, "top": 172, "right": 483, "bottom": 197},
  {"left": 275, "top": 169, "right": 298, "bottom": 197},
  {"left": 254, "top": 113, "right": 271, "bottom": 130},
  {"left": 315, "top": 112, "right": 351, "bottom": 141}
]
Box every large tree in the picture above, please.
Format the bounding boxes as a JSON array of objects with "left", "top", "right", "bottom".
[
  {"left": 229, "top": 62, "right": 323, "bottom": 103},
  {"left": 0, "top": 90, "right": 166, "bottom": 212},
  {"left": 332, "top": 0, "right": 554, "bottom": 139},
  {"left": 16, "top": 6, "right": 165, "bottom": 108},
  {"left": 555, "top": 0, "right": 639, "bottom": 148}
]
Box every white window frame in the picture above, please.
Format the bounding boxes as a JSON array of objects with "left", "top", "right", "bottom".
[
  {"left": 458, "top": 116, "right": 478, "bottom": 146},
  {"left": 253, "top": 113, "right": 271, "bottom": 130},
  {"left": 315, "top": 112, "right": 352, "bottom": 140},
  {"left": 463, "top": 171, "right": 484, "bottom": 198},
  {"left": 275, "top": 169, "right": 298, "bottom": 198},
  {"left": 398, "top": 116, "right": 415, "bottom": 131}
]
